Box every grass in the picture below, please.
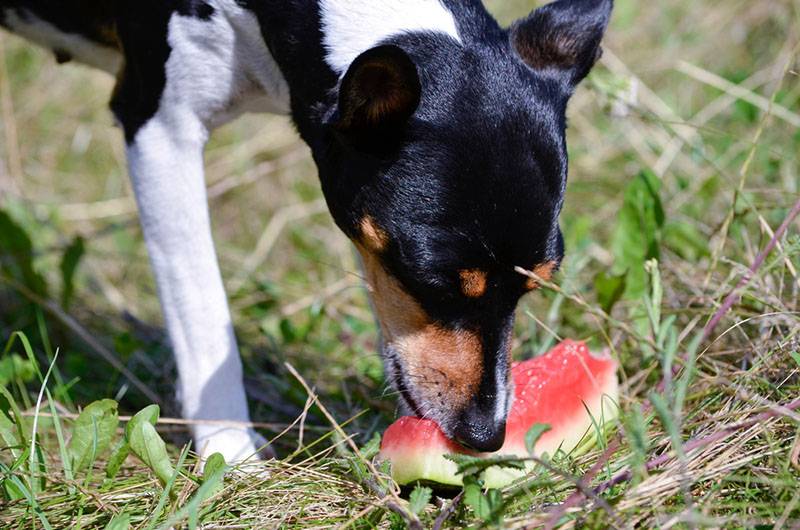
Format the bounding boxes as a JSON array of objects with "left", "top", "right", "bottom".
[{"left": 1, "top": 0, "right": 799, "bottom": 527}]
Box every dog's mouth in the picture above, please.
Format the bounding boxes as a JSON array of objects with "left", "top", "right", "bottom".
[
  {"left": 389, "top": 355, "right": 422, "bottom": 417},
  {"left": 383, "top": 345, "right": 461, "bottom": 441}
]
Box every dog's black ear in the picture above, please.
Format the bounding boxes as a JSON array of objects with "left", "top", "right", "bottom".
[
  {"left": 335, "top": 45, "right": 421, "bottom": 145},
  {"left": 511, "top": 0, "right": 612, "bottom": 88}
]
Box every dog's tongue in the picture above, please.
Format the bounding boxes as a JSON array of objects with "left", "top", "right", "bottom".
[{"left": 379, "top": 340, "right": 619, "bottom": 488}]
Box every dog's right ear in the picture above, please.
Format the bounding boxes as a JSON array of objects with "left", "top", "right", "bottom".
[
  {"left": 333, "top": 45, "right": 421, "bottom": 150},
  {"left": 511, "top": 0, "right": 612, "bottom": 89}
]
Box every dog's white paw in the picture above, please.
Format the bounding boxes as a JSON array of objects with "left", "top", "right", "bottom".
[{"left": 194, "top": 426, "right": 273, "bottom": 464}]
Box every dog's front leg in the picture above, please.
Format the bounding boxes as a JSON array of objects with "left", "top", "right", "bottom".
[{"left": 124, "top": 106, "right": 265, "bottom": 463}]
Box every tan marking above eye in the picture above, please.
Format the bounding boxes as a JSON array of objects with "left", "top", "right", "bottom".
[
  {"left": 459, "top": 269, "right": 488, "bottom": 298},
  {"left": 355, "top": 244, "right": 483, "bottom": 410},
  {"left": 525, "top": 261, "right": 557, "bottom": 291},
  {"left": 360, "top": 215, "right": 389, "bottom": 252}
]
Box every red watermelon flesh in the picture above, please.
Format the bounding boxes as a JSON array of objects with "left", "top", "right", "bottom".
[{"left": 379, "top": 340, "right": 618, "bottom": 488}]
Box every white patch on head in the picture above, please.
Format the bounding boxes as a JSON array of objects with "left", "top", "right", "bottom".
[
  {"left": 1, "top": 8, "right": 122, "bottom": 73},
  {"left": 320, "top": 0, "right": 461, "bottom": 75}
]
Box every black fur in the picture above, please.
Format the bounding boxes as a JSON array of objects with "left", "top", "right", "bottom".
[
  {"left": 282, "top": 1, "right": 610, "bottom": 449},
  {"left": 0, "top": 0, "right": 118, "bottom": 48},
  {"left": 0, "top": 0, "right": 216, "bottom": 141},
  {"left": 110, "top": 0, "right": 214, "bottom": 141},
  {"left": 1, "top": 0, "right": 612, "bottom": 452},
  {"left": 110, "top": 1, "right": 172, "bottom": 143},
  {"left": 511, "top": 0, "right": 612, "bottom": 87}
]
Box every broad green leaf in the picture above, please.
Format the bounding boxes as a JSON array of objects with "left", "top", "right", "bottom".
[
  {"left": 359, "top": 432, "right": 382, "bottom": 460},
  {"left": 159, "top": 452, "right": 228, "bottom": 530},
  {"left": 0, "top": 354, "right": 37, "bottom": 387},
  {"left": 791, "top": 351, "right": 800, "bottom": 368},
  {"left": 408, "top": 485, "right": 432, "bottom": 515},
  {"left": 279, "top": 318, "right": 297, "bottom": 343},
  {"left": 663, "top": 221, "right": 709, "bottom": 262},
  {"left": 594, "top": 271, "right": 627, "bottom": 314},
  {"left": 0, "top": 383, "right": 28, "bottom": 447},
  {"left": 203, "top": 452, "right": 226, "bottom": 481},
  {"left": 3, "top": 476, "right": 26, "bottom": 500},
  {"left": 201, "top": 452, "right": 227, "bottom": 498},
  {"left": 125, "top": 404, "right": 160, "bottom": 437},
  {"left": 105, "top": 437, "right": 131, "bottom": 479},
  {"left": 104, "top": 513, "right": 130, "bottom": 530},
  {"left": 128, "top": 420, "right": 175, "bottom": 486},
  {"left": 0, "top": 209, "right": 48, "bottom": 296},
  {"left": 189, "top": 466, "right": 228, "bottom": 529},
  {"left": 463, "top": 476, "right": 491, "bottom": 519},
  {"left": 485, "top": 488, "right": 505, "bottom": 526},
  {"left": 610, "top": 170, "right": 665, "bottom": 299},
  {"left": 60, "top": 235, "right": 85, "bottom": 309},
  {"left": 524, "top": 423, "right": 551, "bottom": 456},
  {"left": 125, "top": 405, "right": 174, "bottom": 486},
  {"left": 150, "top": 445, "right": 189, "bottom": 519},
  {"left": 68, "top": 399, "right": 119, "bottom": 472},
  {"left": 0, "top": 409, "right": 21, "bottom": 460}
]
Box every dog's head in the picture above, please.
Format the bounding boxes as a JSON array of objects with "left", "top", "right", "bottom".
[{"left": 319, "top": 0, "right": 612, "bottom": 451}]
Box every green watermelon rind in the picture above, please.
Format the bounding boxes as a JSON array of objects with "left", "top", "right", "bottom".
[{"left": 380, "top": 351, "right": 620, "bottom": 489}]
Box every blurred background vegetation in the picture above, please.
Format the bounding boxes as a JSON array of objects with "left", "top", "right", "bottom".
[{"left": 1, "top": 0, "right": 799, "bottom": 527}]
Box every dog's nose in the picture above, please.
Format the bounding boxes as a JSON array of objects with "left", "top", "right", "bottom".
[{"left": 452, "top": 405, "right": 506, "bottom": 453}]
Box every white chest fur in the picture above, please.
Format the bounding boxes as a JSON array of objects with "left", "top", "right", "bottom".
[{"left": 319, "top": 0, "right": 462, "bottom": 75}]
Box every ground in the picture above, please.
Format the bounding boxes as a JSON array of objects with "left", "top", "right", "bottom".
[{"left": 1, "top": 0, "right": 799, "bottom": 528}]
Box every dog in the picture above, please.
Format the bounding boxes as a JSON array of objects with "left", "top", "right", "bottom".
[{"left": 0, "top": 0, "right": 612, "bottom": 462}]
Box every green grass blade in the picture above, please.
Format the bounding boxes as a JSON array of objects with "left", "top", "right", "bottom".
[{"left": 145, "top": 444, "right": 190, "bottom": 530}]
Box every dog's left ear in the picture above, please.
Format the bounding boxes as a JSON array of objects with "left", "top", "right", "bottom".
[
  {"left": 511, "top": 0, "right": 612, "bottom": 88},
  {"left": 334, "top": 45, "right": 421, "bottom": 147}
]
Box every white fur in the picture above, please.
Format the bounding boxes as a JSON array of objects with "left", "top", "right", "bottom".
[
  {"left": 162, "top": 2, "right": 290, "bottom": 127},
  {"left": 494, "top": 362, "right": 510, "bottom": 424},
  {"left": 124, "top": 5, "right": 291, "bottom": 462},
  {"left": 319, "top": 0, "right": 461, "bottom": 74},
  {"left": 1, "top": 8, "right": 122, "bottom": 73}
]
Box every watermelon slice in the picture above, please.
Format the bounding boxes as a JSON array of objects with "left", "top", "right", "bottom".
[{"left": 379, "top": 340, "right": 619, "bottom": 488}]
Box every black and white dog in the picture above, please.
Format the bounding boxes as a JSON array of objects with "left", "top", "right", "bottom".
[{"left": 0, "top": 0, "right": 611, "bottom": 462}]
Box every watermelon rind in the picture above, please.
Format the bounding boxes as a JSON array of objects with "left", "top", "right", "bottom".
[{"left": 379, "top": 341, "right": 620, "bottom": 489}]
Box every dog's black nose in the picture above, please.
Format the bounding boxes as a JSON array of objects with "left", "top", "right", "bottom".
[{"left": 453, "top": 406, "right": 506, "bottom": 453}]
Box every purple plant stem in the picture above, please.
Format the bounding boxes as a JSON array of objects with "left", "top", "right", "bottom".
[
  {"left": 543, "top": 196, "right": 800, "bottom": 527},
  {"left": 592, "top": 396, "right": 800, "bottom": 497},
  {"left": 543, "top": 439, "right": 622, "bottom": 530},
  {"left": 702, "top": 196, "right": 800, "bottom": 341}
]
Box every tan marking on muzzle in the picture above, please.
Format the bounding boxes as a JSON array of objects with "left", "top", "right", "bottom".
[
  {"left": 525, "top": 261, "right": 557, "bottom": 291},
  {"left": 459, "top": 269, "right": 488, "bottom": 298},
  {"left": 360, "top": 216, "right": 390, "bottom": 252},
  {"left": 356, "top": 244, "right": 483, "bottom": 410}
]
